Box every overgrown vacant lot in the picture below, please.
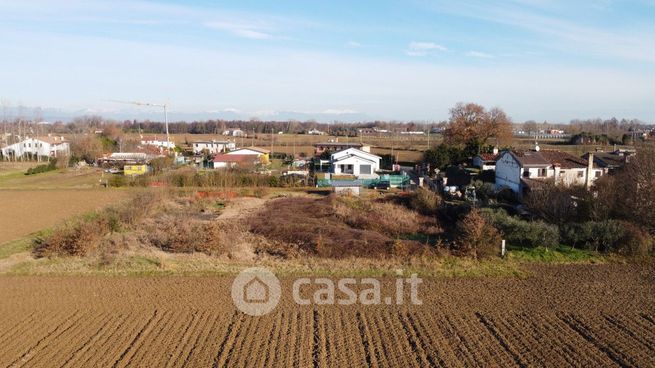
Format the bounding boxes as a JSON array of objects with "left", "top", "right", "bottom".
[
  {"left": 0, "top": 189, "right": 128, "bottom": 244},
  {"left": 0, "top": 263, "right": 652, "bottom": 367}
]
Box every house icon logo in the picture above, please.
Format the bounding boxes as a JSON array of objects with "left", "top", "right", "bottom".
[{"left": 231, "top": 267, "right": 281, "bottom": 316}]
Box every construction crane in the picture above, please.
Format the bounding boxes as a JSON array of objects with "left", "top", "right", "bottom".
[{"left": 110, "top": 100, "right": 171, "bottom": 154}]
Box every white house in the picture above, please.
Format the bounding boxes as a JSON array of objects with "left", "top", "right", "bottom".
[
  {"left": 140, "top": 136, "right": 175, "bottom": 149},
  {"left": 473, "top": 148, "right": 499, "bottom": 171},
  {"left": 495, "top": 146, "right": 603, "bottom": 196},
  {"left": 212, "top": 153, "right": 260, "bottom": 169},
  {"left": 314, "top": 142, "right": 371, "bottom": 155},
  {"left": 307, "top": 128, "right": 325, "bottom": 135},
  {"left": 330, "top": 148, "right": 381, "bottom": 179},
  {"left": 1, "top": 136, "right": 70, "bottom": 158},
  {"left": 222, "top": 129, "right": 245, "bottom": 137},
  {"left": 192, "top": 140, "right": 236, "bottom": 155}
]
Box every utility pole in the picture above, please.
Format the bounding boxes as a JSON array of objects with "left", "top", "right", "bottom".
[{"left": 110, "top": 100, "right": 171, "bottom": 154}]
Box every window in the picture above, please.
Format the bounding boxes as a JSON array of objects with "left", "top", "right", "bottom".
[
  {"left": 538, "top": 168, "right": 547, "bottom": 177},
  {"left": 360, "top": 164, "right": 371, "bottom": 175},
  {"left": 595, "top": 171, "right": 601, "bottom": 178},
  {"left": 523, "top": 170, "right": 530, "bottom": 178},
  {"left": 577, "top": 171, "right": 584, "bottom": 178}
]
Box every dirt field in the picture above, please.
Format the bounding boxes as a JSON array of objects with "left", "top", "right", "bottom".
[
  {"left": 0, "top": 189, "right": 129, "bottom": 244},
  {"left": 0, "top": 263, "right": 653, "bottom": 367}
]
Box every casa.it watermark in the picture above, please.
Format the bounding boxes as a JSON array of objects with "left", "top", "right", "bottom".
[{"left": 231, "top": 267, "right": 422, "bottom": 316}]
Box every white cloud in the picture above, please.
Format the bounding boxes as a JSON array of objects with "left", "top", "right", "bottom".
[
  {"left": 204, "top": 21, "right": 273, "bottom": 39},
  {"left": 346, "top": 41, "right": 362, "bottom": 48},
  {"left": 222, "top": 107, "right": 241, "bottom": 113},
  {"left": 466, "top": 50, "right": 494, "bottom": 58},
  {"left": 405, "top": 41, "right": 447, "bottom": 56}
]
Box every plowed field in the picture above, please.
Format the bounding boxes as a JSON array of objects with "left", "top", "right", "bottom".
[{"left": 0, "top": 263, "right": 653, "bottom": 367}]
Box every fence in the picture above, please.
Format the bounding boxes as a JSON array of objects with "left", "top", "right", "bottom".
[{"left": 316, "top": 174, "right": 410, "bottom": 188}]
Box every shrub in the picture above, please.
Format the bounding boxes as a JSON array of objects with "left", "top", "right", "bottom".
[
  {"left": 145, "top": 219, "right": 222, "bottom": 255},
  {"left": 410, "top": 188, "right": 441, "bottom": 215},
  {"left": 33, "top": 192, "right": 158, "bottom": 257},
  {"left": 108, "top": 174, "right": 127, "bottom": 187},
  {"left": 481, "top": 208, "right": 559, "bottom": 248},
  {"left": 616, "top": 222, "right": 654, "bottom": 257},
  {"left": 454, "top": 209, "right": 502, "bottom": 259},
  {"left": 561, "top": 220, "right": 652, "bottom": 255},
  {"left": 25, "top": 159, "right": 58, "bottom": 175}
]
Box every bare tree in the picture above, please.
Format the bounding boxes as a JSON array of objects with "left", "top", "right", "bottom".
[{"left": 443, "top": 103, "right": 513, "bottom": 151}]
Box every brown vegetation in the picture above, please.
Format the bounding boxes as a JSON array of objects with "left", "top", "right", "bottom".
[
  {"left": 453, "top": 209, "right": 502, "bottom": 259},
  {"left": 249, "top": 195, "right": 441, "bottom": 259},
  {"left": 444, "top": 102, "right": 513, "bottom": 148}
]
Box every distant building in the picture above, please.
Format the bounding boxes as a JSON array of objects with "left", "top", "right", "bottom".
[
  {"left": 212, "top": 154, "right": 260, "bottom": 169},
  {"left": 473, "top": 148, "right": 499, "bottom": 171},
  {"left": 0, "top": 136, "right": 70, "bottom": 158},
  {"left": 192, "top": 140, "right": 236, "bottom": 155},
  {"left": 222, "top": 129, "right": 245, "bottom": 137},
  {"left": 140, "top": 136, "right": 175, "bottom": 149},
  {"left": 124, "top": 164, "right": 150, "bottom": 176},
  {"left": 226, "top": 147, "right": 270, "bottom": 163},
  {"left": 307, "top": 128, "right": 325, "bottom": 135},
  {"left": 314, "top": 142, "right": 371, "bottom": 156}
]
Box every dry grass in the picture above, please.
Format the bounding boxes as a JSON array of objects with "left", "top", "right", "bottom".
[{"left": 248, "top": 195, "right": 442, "bottom": 259}]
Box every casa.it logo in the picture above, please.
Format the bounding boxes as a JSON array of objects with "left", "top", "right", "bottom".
[{"left": 231, "top": 267, "right": 282, "bottom": 316}]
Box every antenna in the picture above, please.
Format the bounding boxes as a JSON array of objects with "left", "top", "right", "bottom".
[{"left": 109, "top": 99, "right": 171, "bottom": 154}]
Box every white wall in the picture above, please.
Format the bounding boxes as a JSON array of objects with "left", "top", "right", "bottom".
[
  {"left": 495, "top": 153, "right": 521, "bottom": 192},
  {"left": 1, "top": 138, "right": 69, "bottom": 158},
  {"left": 193, "top": 141, "right": 235, "bottom": 154}
]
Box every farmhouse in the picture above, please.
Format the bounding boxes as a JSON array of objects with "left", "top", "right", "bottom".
[
  {"left": 495, "top": 146, "right": 603, "bottom": 196},
  {"left": 226, "top": 147, "right": 270, "bottom": 163},
  {"left": 0, "top": 136, "right": 70, "bottom": 158},
  {"left": 192, "top": 140, "right": 236, "bottom": 155},
  {"left": 307, "top": 128, "right": 325, "bottom": 135},
  {"left": 212, "top": 154, "right": 260, "bottom": 169},
  {"left": 140, "top": 136, "right": 175, "bottom": 149},
  {"left": 330, "top": 148, "right": 381, "bottom": 179},
  {"left": 314, "top": 142, "right": 371, "bottom": 155},
  {"left": 473, "top": 148, "right": 499, "bottom": 171},
  {"left": 222, "top": 129, "right": 245, "bottom": 137},
  {"left": 581, "top": 150, "right": 632, "bottom": 174}
]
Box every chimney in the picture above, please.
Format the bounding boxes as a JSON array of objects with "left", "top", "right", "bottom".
[{"left": 585, "top": 153, "right": 594, "bottom": 189}]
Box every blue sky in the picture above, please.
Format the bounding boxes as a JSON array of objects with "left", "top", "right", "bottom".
[{"left": 1, "top": 0, "right": 655, "bottom": 122}]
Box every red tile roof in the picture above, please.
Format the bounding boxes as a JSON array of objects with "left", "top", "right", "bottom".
[
  {"left": 539, "top": 150, "right": 595, "bottom": 169},
  {"left": 213, "top": 154, "right": 259, "bottom": 163}
]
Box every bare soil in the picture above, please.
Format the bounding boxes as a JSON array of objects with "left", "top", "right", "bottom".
[
  {"left": 0, "top": 263, "right": 653, "bottom": 367},
  {"left": 0, "top": 189, "right": 128, "bottom": 244}
]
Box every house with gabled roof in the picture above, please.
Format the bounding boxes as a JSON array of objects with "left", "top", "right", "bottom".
[
  {"left": 330, "top": 148, "right": 381, "bottom": 179},
  {"left": 473, "top": 148, "right": 500, "bottom": 171},
  {"left": 495, "top": 144, "right": 604, "bottom": 196}
]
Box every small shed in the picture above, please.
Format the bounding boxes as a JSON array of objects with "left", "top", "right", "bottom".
[{"left": 332, "top": 180, "right": 361, "bottom": 196}]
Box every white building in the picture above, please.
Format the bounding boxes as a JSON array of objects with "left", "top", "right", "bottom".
[
  {"left": 222, "top": 129, "right": 245, "bottom": 137},
  {"left": 473, "top": 148, "right": 499, "bottom": 171},
  {"left": 307, "top": 128, "right": 325, "bottom": 135},
  {"left": 330, "top": 148, "right": 381, "bottom": 179},
  {"left": 495, "top": 147, "right": 603, "bottom": 196},
  {"left": 192, "top": 140, "right": 236, "bottom": 155},
  {"left": 140, "top": 136, "right": 175, "bottom": 149},
  {"left": 1, "top": 136, "right": 70, "bottom": 158}
]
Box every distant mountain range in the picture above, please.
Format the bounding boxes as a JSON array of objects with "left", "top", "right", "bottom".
[{"left": 1, "top": 106, "right": 378, "bottom": 123}]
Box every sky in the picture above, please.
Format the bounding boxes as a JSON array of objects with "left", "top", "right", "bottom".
[{"left": 1, "top": 0, "right": 655, "bottom": 122}]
